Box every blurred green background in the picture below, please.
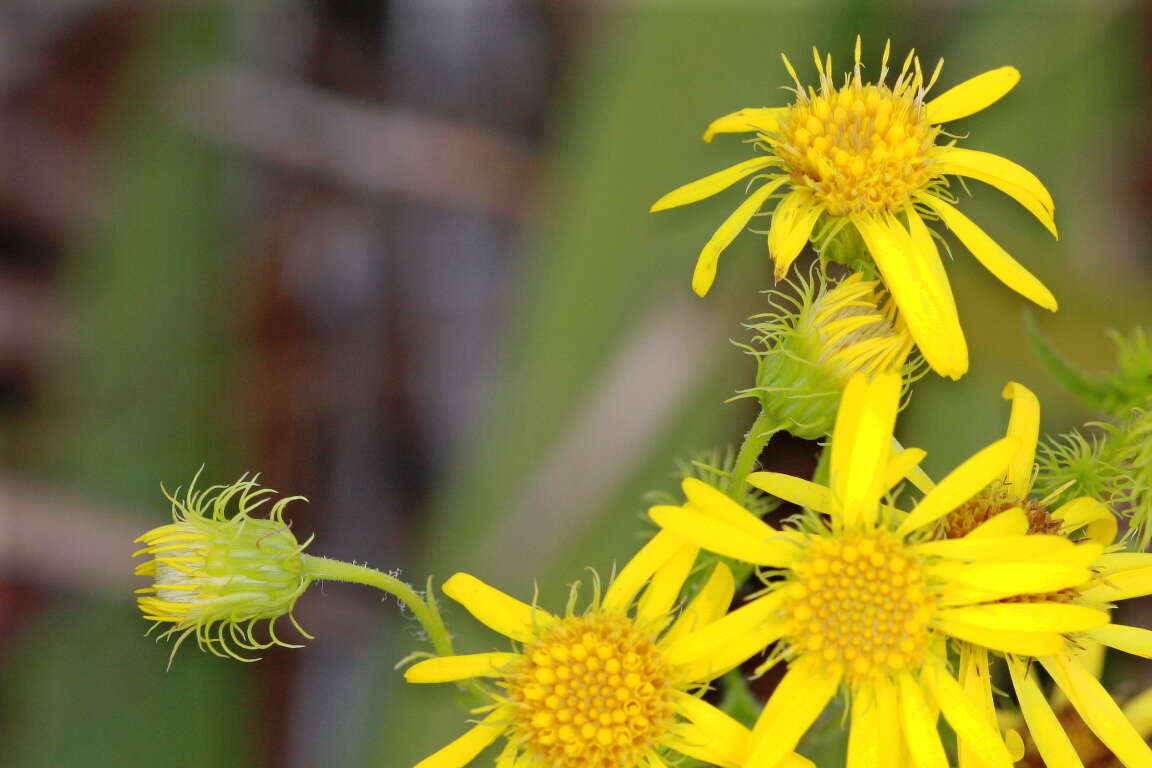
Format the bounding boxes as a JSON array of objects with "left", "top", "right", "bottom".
[{"left": 1, "top": 1, "right": 1148, "bottom": 766}]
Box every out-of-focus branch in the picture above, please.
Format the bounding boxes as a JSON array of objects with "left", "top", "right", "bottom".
[{"left": 175, "top": 68, "right": 539, "bottom": 218}]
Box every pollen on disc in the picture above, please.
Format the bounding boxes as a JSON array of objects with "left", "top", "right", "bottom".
[
  {"left": 786, "top": 533, "right": 933, "bottom": 680},
  {"left": 504, "top": 613, "right": 674, "bottom": 768}
]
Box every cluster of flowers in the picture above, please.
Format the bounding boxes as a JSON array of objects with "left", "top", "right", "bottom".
[{"left": 132, "top": 40, "right": 1152, "bottom": 768}]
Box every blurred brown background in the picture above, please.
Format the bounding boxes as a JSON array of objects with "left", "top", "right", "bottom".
[{"left": 1, "top": 1, "right": 1150, "bottom": 766}]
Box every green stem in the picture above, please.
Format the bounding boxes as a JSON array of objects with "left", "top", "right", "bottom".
[
  {"left": 301, "top": 555, "right": 455, "bottom": 658},
  {"left": 727, "top": 407, "right": 781, "bottom": 501}
]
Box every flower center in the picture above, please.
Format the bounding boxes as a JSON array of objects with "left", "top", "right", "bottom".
[
  {"left": 775, "top": 85, "right": 938, "bottom": 216},
  {"left": 504, "top": 613, "right": 674, "bottom": 768},
  {"left": 786, "top": 533, "right": 933, "bottom": 681}
]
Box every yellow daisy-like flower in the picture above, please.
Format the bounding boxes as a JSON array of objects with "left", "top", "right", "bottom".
[
  {"left": 929, "top": 382, "right": 1152, "bottom": 768},
  {"left": 133, "top": 475, "right": 314, "bottom": 662},
  {"left": 403, "top": 533, "right": 812, "bottom": 768},
  {"left": 648, "top": 373, "right": 1103, "bottom": 768},
  {"left": 651, "top": 39, "right": 1058, "bottom": 379}
]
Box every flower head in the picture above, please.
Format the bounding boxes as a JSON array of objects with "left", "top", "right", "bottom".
[
  {"left": 133, "top": 474, "right": 313, "bottom": 662},
  {"left": 739, "top": 269, "right": 915, "bottom": 439},
  {"left": 404, "top": 534, "right": 812, "bottom": 768},
  {"left": 648, "top": 373, "right": 1104, "bottom": 767},
  {"left": 652, "top": 39, "right": 1059, "bottom": 379}
]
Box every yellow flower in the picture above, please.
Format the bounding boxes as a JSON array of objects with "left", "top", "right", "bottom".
[
  {"left": 403, "top": 534, "right": 812, "bottom": 768},
  {"left": 133, "top": 475, "right": 313, "bottom": 662},
  {"left": 652, "top": 39, "right": 1058, "bottom": 379},
  {"left": 742, "top": 269, "right": 915, "bottom": 439},
  {"left": 929, "top": 382, "right": 1152, "bottom": 768},
  {"left": 648, "top": 373, "right": 1103, "bottom": 768}
]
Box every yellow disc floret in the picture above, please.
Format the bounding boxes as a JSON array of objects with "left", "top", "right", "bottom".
[
  {"left": 786, "top": 533, "right": 933, "bottom": 681},
  {"left": 774, "top": 52, "right": 940, "bottom": 217},
  {"left": 504, "top": 613, "right": 674, "bottom": 768}
]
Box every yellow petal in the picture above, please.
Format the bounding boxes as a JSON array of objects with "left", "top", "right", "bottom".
[
  {"left": 767, "top": 190, "right": 823, "bottom": 279},
  {"left": 925, "top": 663, "right": 1014, "bottom": 768},
  {"left": 649, "top": 506, "right": 798, "bottom": 566},
  {"left": 650, "top": 156, "right": 776, "bottom": 212},
  {"left": 855, "top": 214, "right": 968, "bottom": 379},
  {"left": 933, "top": 147, "right": 1057, "bottom": 237},
  {"left": 932, "top": 560, "right": 1091, "bottom": 601},
  {"left": 663, "top": 591, "right": 785, "bottom": 669},
  {"left": 965, "top": 506, "right": 1028, "bottom": 538},
  {"left": 913, "top": 533, "right": 1075, "bottom": 562},
  {"left": 442, "top": 573, "right": 554, "bottom": 643},
  {"left": 1125, "top": 687, "right": 1152, "bottom": 738},
  {"left": 938, "top": 603, "right": 1108, "bottom": 633},
  {"left": 1080, "top": 565, "right": 1152, "bottom": 602},
  {"left": 891, "top": 437, "right": 935, "bottom": 494},
  {"left": 748, "top": 472, "right": 830, "bottom": 512},
  {"left": 847, "top": 684, "right": 881, "bottom": 768},
  {"left": 703, "top": 107, "right": 787, "bottom": 141},
  {"left": 924, "top": 66, "right": 1021, "bottom": 124},
  {"left": 1001, "top": 381, "right": 1041, "bottom": 493},
  {"left": 747, "top": 662, "right": 841, "bottom": 768},
  {"left": 668, "top": 691, "right": 751, "bottom": 767},
  {"left": 897, "top": 673, "right": 949, "bottom": 768},
  {"left": 922, "top": 195, "right": 1057, "bottom": 309},
  {"left": 1053, "top": 496, "right": 1118, "bottom": 547},
  {"left": 957, "top": 645, "right": 997, "bottom": 768},
  {"left": 637, "top": 540, "right": 699, "bottom": 622},
  {"left": 662, "top": 562, "right": 735, "bottom": 645},
  {"left": 897, "top": 437, "right": 1017, "bottom": 535},
  {"left": 692, "top": 177, "right": 789, "bottom": 296},
  {"left": 1042, "top": 654, "right": 1152, "bottom": 767},
  {"left": 602, "top": 530, "right": 689, "bottom": 613},
  {"left": 1007, "top": 656, "right": 1085, "bottom": 768},
  {"left": 831, "top": 372, "right": 901, "bottom": 529},
  {"left": 404, "top": 652, "right": 520, "bottom": 683},
  {"left": 1086, "top": 624, "right": 1152, "bottom": 659},
  {"left": 673, "top": 620, "right": 785, "bottom": 685},
  {"left": 885, "top": 447, "right": 928, "bottom": 491},
  {"left": 682, "top": 477, "right": 779, "bottom": 536},
  {"left": 414, "top": 707, "right": 510, "bottom": 768},
  {"left": 934, "top": 617, "right": 1065, "bottom": 655}
]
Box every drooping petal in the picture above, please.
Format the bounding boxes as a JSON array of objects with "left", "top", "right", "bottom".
[
  {"left": 855, "top": 214, "right": 968, "bottom": 379},
  {"left": 897, "top": 437, "right": 1017, "bottom": 535},
  {"left": 891, "top": 437, "right": 935, "bottom": 493},
  {"left": 692, "top": 177, "right": 789, "bottom": 296},
  {"left": 934, "top": 617, "right": 1065, "bottom": 655},
  {"left": 405, "top": 652, "right": 520, "bottom": 683},
  {"left": 602, "top": 530, "right": 689, "bottom": 613},
  {"left": 1007, "top": 656, "right": 1085, "bottom": 768},
  {"left": 746, "top": 662, "right": 841, "bottom": 768},
  {"left": 1042, "top": 654, "right": 1152, "bottom": 767},
  {"left": 637, "top": 539, "right": 699, "bottom": 622},
  {"left": 1086, "top": 624, "right": 1152, "bottom": 658},
  {"left": 924, "top": 66, "right": 1020, "bottom": 124},
  {"left": 767, "top": 190, "right": 824, "bottom": 278},
  {"left": 747, "top": 472, "right": 830, "bottom": 512},
  {"left": 897, "top": 673, "right": 949, "bottom": 768},
  {"left": 443, "top": 573, "right": 554, "bottom": 643},
  {"left": 650, "top": 156, "right": 777, "bottom": 212},
  {"left": 1000, "top": 381, "right": 1041, "bottom": 494},
  {"left": 703, "top": 107, "right": 787, "bottom": 142},
  {"left": 932, "top": 147, "right": 1057, "bottom": 236},
  {"left": 885, "top": 447, "right": 928, "bottom": 491},
  {"left": 414, "top": 707, "right": 510, "bottom": 768},
  {"left": 1053, "top": 496, "right": 1118, "bottom": 547},
  {"left": 830, "top": 372, "right": 901, "bottom": 529},
  {"left": 649, "top": 506, "right": 799, "bottom": 566},
  {"left": 937, "top": 603, "right": 1108, "bottom": 634},
  {"left": 662, "top": 562, "right": 735, "bottom": 645},
  {"left": 925, "top": 663, "right": 1014, "bottom": 768},
  {"left": 921, "top": 195, "right": 1057, "bottom": 309}
]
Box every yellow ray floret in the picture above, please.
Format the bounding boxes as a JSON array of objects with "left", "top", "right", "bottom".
[
  {"left": 403, "top": 531, "right": 813, "bottom": 768},
  {"left": 652, "top": 39, "right": 1059, "bottom": 380},
  {"left": 647, "top": 373, "right": 1108, "bottom": 768}
]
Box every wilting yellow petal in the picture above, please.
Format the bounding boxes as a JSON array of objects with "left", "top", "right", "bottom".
[
  {"left": 921, "top": 196, "right": 1057, "bottom": 310},
  {"left": 692, "top": 177, "right": 789, "bottom": 296},
  {"left": 1053, "top": 496, "right": 1118, "bottom": 547},
  {"left": 703, "top": 107, "right": 787, "bottom": 142},
  {"left": 885, "top": 447, "right": 928, "bottom": 491},
  {"left": 443, "top": 573, "right": 554, "bottom": 643},
  {"left": 924, "top": 66, "right": 1020, "bottom": 124},
  {"left": 933, "top": 147, "right": 1057, "bottom": 237},
  {"left": 768, "top": 190, "right": 823, "bottom": 278},
  {"left": 405, "top": 653, "right": 519, "bottom": 683},
  {"left": 1001, "top": 381, "right": 1041, "bottom": 493},
  {"left": 650, "top": 156, "right": 776, "bottom": 212},
  {"left": 897, "top": 437, "right": 1017, "bottom": 535}
]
